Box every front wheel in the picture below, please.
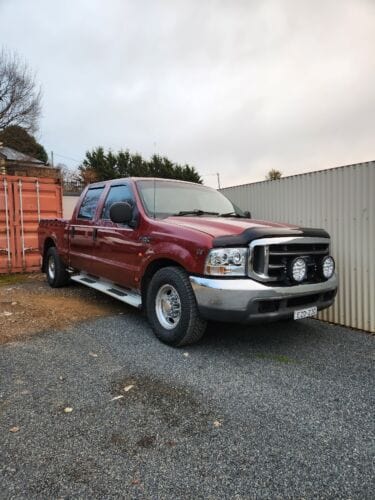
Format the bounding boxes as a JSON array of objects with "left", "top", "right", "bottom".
[
  {"left": 45, "top": 247, "right": 70, "bottom": 288},
  {"left": 146, "top": 266, "right": 207, "bottom": 346}
]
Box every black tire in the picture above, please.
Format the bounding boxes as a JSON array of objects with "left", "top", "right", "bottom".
[
  {"left": 45, "top": 247, "right": 70, "bottom": 288},
  {"left": 146, "top": 266, "right": 207, "bottom": 346}
]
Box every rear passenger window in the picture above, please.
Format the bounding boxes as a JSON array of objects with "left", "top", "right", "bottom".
[
  {"left": 101, "top": 185, "right": 134, "bottom": 220},
  {"left": 77, "top": 187, "right": 104, "bottom": 220}
]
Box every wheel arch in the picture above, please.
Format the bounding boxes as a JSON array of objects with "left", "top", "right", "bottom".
[
  {"left": 141, "top": 258, "right": 184, "bottom": 306},
  {"left": 42, "top": 237, "right": 57, "bottom": 271}
]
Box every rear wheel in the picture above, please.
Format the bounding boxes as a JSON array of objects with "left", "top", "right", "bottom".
[
  {"left": 146, "top": 266, "right": 207, "bottom": 346},
  {"left": 45, "top": 247, "right": 70, "bottom": 288}
]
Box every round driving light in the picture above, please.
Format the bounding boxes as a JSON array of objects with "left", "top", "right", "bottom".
[
  {"left": 321, "top": 256, "right": 335, "bottom": 279},
  {"left": 290, "top": 257, "right": 307, "bottom": 282}
]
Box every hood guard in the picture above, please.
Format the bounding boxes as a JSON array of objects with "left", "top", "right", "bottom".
[{"left": 212, "top": 226, "right": 330, "bottom": 248}]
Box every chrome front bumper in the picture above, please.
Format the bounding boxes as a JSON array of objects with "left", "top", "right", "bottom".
[{"left": 189, "top": 274, "right": 338, "bottom": 323}]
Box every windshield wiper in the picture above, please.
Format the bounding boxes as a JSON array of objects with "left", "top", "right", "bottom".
[
  {"left": 173, "top": 210, "right": 219, "bottom": 217},
  {"left": 219, "top": 211, "right": 244, "bottom": 218}
]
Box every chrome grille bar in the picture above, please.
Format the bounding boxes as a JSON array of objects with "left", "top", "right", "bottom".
[
  {"left": 248, "top": 236, "right": 330, "bottom": 283},
  {"left": 269, "top": 249, "right": 329, "bottom": 256}
]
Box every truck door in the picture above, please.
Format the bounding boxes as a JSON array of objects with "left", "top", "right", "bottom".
[
  {"left": 69, "top": 185, "right": 105, "bottom": 273},
  {"left": 92, "top": 183, "right": 144, "bottom": 289}
]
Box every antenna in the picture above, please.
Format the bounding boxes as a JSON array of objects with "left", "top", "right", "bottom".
[
  {"left": 200, "top": 172, "right": 221, "bottom": 189},
  {"left": 153, "top": 178, "right": 156, "bottom": 219}
]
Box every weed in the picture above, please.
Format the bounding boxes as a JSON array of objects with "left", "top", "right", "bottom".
[{"left": 0, "top": 274, "right": 34, "bottom": 287}]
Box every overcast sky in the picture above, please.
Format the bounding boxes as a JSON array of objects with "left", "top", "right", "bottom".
[{"left": 1, "top": 0, "right": 374, "bottom": 187}]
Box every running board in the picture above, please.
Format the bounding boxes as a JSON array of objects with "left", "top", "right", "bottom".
[{"left": 71, "top": 273, "right": 142, "bottom": 309}]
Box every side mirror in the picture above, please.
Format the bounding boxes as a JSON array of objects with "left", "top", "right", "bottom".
[
  {"left": 109, "top": 202, "right": 133, "bottom": 224},
  {"left": 244, "top": 210, "right": 251, "bottom": 218}
]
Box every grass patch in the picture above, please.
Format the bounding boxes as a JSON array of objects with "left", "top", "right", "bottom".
[
  {"left": 0, "top": 274, "right": 34, "bottom": 287},
  {"left": 256, "top": 353, "right": 297, "bottom": 364}
]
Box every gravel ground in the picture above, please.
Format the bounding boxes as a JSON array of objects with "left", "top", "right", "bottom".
[{"left": 0, "top": 311, "right": 374, "bottom": 499}]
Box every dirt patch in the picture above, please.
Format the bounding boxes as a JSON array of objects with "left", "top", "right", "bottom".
[
  {"left": 111, "top": 375, "right": 205, "bottom": 430},
  {"left": 0, "top": 273, "right": 126, "bottom": 344},
  {"left": 107, "top": 374, "right": 215, "bottom": 459},
  {"left": 136, "top": 435, "right": 157, "bottom": 449},
  {"left": 109, "top": 374, "right": 215, "bottom": 452}
]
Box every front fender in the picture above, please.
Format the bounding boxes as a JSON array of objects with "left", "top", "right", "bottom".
[{"left": 141, "top": 241, "right": 205, "bottom": 276}]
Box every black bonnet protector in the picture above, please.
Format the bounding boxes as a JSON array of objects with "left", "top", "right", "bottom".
[{"left": 212, "top": 226, "right": 330, "bottom": 248}]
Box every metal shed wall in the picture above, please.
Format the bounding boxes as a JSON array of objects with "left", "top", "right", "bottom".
[{"left": 221, "top": 161, "right": 375, "bottom": 333}]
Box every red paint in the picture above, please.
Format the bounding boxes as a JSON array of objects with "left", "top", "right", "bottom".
[
  {"left": 158, "top": 216, "right": 298, "bottom": 239},
  {"left": 38, "top": 178, "right": 293, "bottom": 290}
]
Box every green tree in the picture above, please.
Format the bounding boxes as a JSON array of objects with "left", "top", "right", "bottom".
[
  {"left": 266, "top": 169, "right": 282, "bottom": 180},
  {"left": 0, "top": 125, "right": 48, "bottom": 163},
  {"left": 79, "top": 147, "right": 116, "bottom": 182},
  {"left": 79, "top": 147, "right": 202, "bottom": 184}
]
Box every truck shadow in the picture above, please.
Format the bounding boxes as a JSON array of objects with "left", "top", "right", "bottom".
[{"left": 198, "top": 318, "right": 328, "bottom": 352}]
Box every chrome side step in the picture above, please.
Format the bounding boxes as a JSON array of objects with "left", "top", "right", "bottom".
[{"left": 71, "top": 273, "right": 142, "bottom": 309}]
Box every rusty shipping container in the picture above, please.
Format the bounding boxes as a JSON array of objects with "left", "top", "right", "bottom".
[
  {"left": 220, "top": 161, "right": 375, "bottom": 333},
  {"left": 0, "top": 176, "right": 62, "bottom": 273}
]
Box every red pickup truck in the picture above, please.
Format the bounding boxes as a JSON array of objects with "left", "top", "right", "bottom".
[{"left": 38, "top": 177, "right": 337, "bottom": 346}]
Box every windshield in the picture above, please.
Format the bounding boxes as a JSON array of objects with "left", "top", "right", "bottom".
[{"left": 136, "top": 180, "right": 242, "bottom": 219}]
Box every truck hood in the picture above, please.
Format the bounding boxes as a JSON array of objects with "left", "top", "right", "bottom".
[{"left": 165, "top": 216, "right": 329, "bottom": 246}]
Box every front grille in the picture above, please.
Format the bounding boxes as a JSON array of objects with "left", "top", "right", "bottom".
[{"left": 249, "top": 237, "right": 330, "bottom": 284}]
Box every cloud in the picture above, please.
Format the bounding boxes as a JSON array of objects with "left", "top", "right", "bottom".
[{"left": 1, "top": 0, "right": 374, "bottom": 187}]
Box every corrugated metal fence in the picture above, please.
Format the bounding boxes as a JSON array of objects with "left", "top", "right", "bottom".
[{"left": 221, "top": 161, "right": 375, "bottom": 333}]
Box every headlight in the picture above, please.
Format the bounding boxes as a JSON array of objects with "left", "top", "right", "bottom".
[
  {"left": 321, "top": 256, "right": 335, "bottom": 279},
  {"left": 289, "top": 257, "right": 307, "bottom": 283},
  {"left": 205, "top": 248, "right": 247, "bottom": 276}
]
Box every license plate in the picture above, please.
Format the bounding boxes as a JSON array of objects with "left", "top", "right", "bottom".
[{"left": 293, "top": 306, "right": 317, "bottom": 320}]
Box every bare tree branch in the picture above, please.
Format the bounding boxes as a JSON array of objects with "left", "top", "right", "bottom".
[{"left": 0, "top": 48, "right": 42, "bottom": 133}]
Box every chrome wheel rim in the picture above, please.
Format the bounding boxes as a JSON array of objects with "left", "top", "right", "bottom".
[
  {"left": 155, "top": 284, "right": 182, "bottom": 330},
  {"left": 48, "top": 255, "right": 55, "bottom": 280}
]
